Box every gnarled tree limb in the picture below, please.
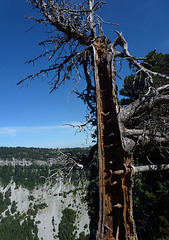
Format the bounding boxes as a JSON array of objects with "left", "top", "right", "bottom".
[
  {"left": 113, "top": 31, "right": 169, "bottom": 85},
  {"left": 120, "top": 91, "right": 169, "bottom": 124}
]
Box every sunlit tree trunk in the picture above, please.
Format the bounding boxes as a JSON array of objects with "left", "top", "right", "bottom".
[{"left": 94, "top": 38, "right": 137, "bottom": 240}]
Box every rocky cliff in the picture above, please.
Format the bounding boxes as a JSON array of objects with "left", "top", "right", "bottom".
[{"left": 0, "top": 170, "right": 90, "bottom": 240}]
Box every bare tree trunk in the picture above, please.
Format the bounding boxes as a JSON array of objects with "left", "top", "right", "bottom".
[{"left": 94, "top": 37, "right": 137, "bottom": 240}]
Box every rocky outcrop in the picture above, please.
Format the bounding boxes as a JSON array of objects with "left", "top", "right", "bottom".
[{"left": 0, "top": 180, "right": 90, "bottom": 240}]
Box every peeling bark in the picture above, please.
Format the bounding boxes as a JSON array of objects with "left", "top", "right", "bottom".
[{"left": 94, "top": 38, "right": 137, "bottom": 240}]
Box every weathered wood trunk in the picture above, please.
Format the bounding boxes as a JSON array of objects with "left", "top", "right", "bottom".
[{"left": 94, "top": 38, "right": 137, "bottom": 240}]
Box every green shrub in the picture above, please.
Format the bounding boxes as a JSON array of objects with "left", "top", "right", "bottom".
[{"left": 58, "top": 208, "right": 76, "bottom": 240}]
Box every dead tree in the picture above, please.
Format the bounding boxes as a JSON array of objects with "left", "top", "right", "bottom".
[{"left": 18, "top": 1, "right": 169, "bottom": 239}]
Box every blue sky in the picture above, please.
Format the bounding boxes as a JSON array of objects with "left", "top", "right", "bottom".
[{"left": 0, "top": 0, "right": 169, "bottom": 148}]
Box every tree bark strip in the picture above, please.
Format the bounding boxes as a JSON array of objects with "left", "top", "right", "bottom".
[{"left": 94, "top": 38, "right": 137, "bottom": 240}]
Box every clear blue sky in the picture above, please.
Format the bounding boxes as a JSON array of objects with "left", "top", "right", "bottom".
[{"left": 0, "top": 0, "right": 169, "bottom": 148}]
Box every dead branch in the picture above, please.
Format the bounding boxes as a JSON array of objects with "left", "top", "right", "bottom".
[
  {"left": 62, "top": 114, "right": 95, "bottom": 139},
  {"left": 113, "top": 31, "right": 169, "bottom": 85},
  {"left": 112, "top": 163, "right": 169, "bottom": 175},
  {"left": 28, "top": 0, "right": 93, "bottom": 45},
  {"left": 119, "top": 87, "right": 169, "bottom": 124},
  {"left": 40, "top": 148, "right": 84, "bottom": 187}
]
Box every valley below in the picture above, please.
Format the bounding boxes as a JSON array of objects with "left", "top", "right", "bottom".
[{"left": 0, "top": 147, "right": 93, "bottom": 240}]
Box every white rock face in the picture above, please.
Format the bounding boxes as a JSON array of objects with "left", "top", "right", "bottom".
[
  {"left": 1, "top": 180, "right": 90, "bottom": 240},
  {"left": 10, "top": 182, "right": 30, "bottom": 213}
]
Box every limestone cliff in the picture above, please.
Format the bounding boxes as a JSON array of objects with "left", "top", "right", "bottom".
[{"left": 0, "top": 178, "right": 90, "bottom": 240}]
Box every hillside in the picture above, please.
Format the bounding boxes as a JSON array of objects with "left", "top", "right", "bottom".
[
  {"left": 0, "top": 147, "right": 93, "bottom": 240},
  {"left": 0, "top": 146, "right": 89, "bottom": 162}
]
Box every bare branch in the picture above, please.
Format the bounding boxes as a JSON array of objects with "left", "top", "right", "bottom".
[
  {"left": 88, "top": 0, "right": 96, "bottom": 38},
  {"left": 27, "top": 0, "right": 93, "bottom": 45},
  {"left": 41, "top": 149, "right": 84, "bottom": 187},
  {"left": 124, "top": 128, "right": 169, "bottom": 144},
  {"left": 94, "top": 13, "right": 119, "bottom": 26},
  {"left": 112, "top": 163, "right": 169, "bottom": 175},
  {"left": 113, "top": 31, "right": 169, "bottom": 85},
  {"left": 63, "top": 114, "right": 93, "bottom": 134},
  {"left": 120, "top": 86, "right": 169, "bottom": 124},
  {"left": 157, "top": 83, "right": 169, "bottom": 94}
]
